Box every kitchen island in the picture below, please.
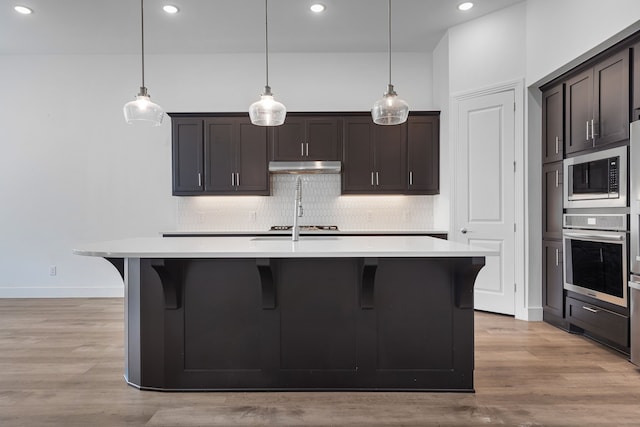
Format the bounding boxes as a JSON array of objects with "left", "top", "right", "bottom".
[{"left": 74, "top": 236, "right": 493, "bottom": 392}]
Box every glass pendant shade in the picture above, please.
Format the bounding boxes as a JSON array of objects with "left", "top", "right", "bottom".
[
  {"left": 123, "top": 0, "right": 164, "bottom": 127},
  {"left": 124, "top": 88, "right": 164, "bottom": 126},
  {"left": 249, "top": 87, "right": 286, "bottom": 126},
  {"left": 372, "top": 84, "right": 409, "bottom": 125}
]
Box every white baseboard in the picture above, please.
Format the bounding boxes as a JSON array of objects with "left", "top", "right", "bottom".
[
  {"left": 0, "top": 287, "right": 124, "bottom": 298},
  {"left": 515, "top": 306, "right": 544, "bottom": 321}
]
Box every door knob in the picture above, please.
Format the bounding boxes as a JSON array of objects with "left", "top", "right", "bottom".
[{"left": 460, "top": 228, "right": 467, "bottom": 234}]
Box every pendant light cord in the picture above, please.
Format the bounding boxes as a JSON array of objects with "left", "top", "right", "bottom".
[
  {"left": 140, "top": 0, "right": 146, "bottom": 89},
  {"left": 264, "top": 0, "right": 269, "bottom": 88},
  {"left": 387, "top": 0, "right": 392, "bottom": 86}
]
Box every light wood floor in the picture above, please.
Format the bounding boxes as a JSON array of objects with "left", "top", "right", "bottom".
[{"left": 0, "top": 299, "right": 639, "bottom": 426}]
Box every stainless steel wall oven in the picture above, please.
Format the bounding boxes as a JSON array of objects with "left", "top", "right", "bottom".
[{"left": 563, "top": 214, "right": 628, "bottom": 308}]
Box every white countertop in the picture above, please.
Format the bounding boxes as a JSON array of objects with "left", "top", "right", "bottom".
[
  {"left": 161, "top": 230, "right": 448, "bottom": 236},
  {"left": 73, "top": 236, "right": 495, "bottom": 259}
]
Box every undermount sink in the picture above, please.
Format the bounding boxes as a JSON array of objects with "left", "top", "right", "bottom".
[{"left": 251, "top": 236, "right": 339, "bottom": 242}]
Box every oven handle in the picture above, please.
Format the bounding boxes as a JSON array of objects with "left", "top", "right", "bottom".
[{"left": 562, "top": 231, "right": 625, "bottom": 242}]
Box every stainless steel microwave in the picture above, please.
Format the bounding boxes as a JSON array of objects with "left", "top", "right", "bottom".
[{"left": 563, "top": 145, "right": 627, "bottom": 209}]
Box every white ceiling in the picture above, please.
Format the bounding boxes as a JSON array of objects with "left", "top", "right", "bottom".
[{"left": 2, "top": 0, "right": 523, "bottom": 55}]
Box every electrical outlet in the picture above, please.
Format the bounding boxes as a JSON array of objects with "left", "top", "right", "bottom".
[{"left": 49, "top": 265, "right": 57, "bottom": 276}]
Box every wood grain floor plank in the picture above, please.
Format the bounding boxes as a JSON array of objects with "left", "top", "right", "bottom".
[{"left": 1, "top": 299, "right": 639, "bottom": 426}]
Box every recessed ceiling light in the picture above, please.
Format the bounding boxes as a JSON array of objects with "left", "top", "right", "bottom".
[
  {"left": 310, "top": 3, "right": 325, "bottom": 13},
  {"left": 458, "top": 2, "right": 474, "bottom": 11},
  {"left": 163, "top": 5, "right": 179, "bottom": 14},
  {"left": 14, "top": 5, "right": 33, "bottom": 14}
]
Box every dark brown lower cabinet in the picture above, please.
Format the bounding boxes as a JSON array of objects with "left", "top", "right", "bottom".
[
  {"left": 566, "top": 295, "right": 629, "bottom": 351},
  {"left": 129, "top": 256, "right": 483, "bottom": 391},
  {"left": 542, "top": 239, "right": 564, "bottom": 320}
]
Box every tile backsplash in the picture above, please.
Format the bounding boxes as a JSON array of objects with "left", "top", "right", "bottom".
[{"left": 176, "top": 175, "right": 436, "bottom": 231}]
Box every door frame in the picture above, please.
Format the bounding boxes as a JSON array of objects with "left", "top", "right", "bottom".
[{"left": 450, "top": 79, "right": 534, "bottom": 321}]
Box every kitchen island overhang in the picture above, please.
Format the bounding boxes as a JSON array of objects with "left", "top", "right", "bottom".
[{"left": 74, "top": 236, "right": 494, "bottom": 392}]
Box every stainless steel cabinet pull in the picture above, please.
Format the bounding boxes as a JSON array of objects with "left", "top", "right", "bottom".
[
  {"left": 555, "top": 136, "right": 559, "bottom": 154},
  {"left": 301, "top": 143, "right": 305, "bottom": 157},
  {"left": 563, "top": 231, "right": 624, "bottom": 242},
  {"left": 591, "top": 119, "right": 597, "bottom": 139},
  {"left": 586, "top": 121, "right": 590, "bottom": 141},
  {"left": 582, "top": 306, "right": 599, "bottom": 314},
  {"left": 236, "top": 173, "right": 240, "bottom": 187},
  {"left": 376, "top": 172, "right": 379, "bottom": 186},
  {"left": 555, "top": 170, "right": 559, "bottom": 188},
  {"left": 555, "top": 248, "right": 559, "bottom": 266},
  {"left": 371, "top": 172, "right": 375, "bottom": 186},
  {"left": 409, "top": 171, "right": 413, "bottom": 186},
  {"left": 231, "top": 173, "right": 235, "bottom": 186},
  {"left": 305, "top": 143, "right": 309, "bottom": 157},
  {"left": 198, "top": 173, "right": 202, "bottom": 187}
]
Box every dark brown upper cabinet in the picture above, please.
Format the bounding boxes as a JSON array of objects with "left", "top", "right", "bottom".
[
  {"left": 172, "top": 118, "right": 205, "bottom": 194},
  {"left": 170, "top": 114, "right": 269, "bottom": 196},
  {"left": 542, "top": 84, "right": 564, "bottom": 163},
  {"left": 342, "top": 117, "right": 407, "bottom": 194},
  {"left": 406, "top": 115, "right": 440, "bottom": 195},
  {"left": 271, "top": 116, "right": 340, "bottom": 161},
  {"left": 633, "top": 42, "right": 640, "bottom": 120},
  {"left": 565, "top": 49, "right": 630, "bottom": 154}
]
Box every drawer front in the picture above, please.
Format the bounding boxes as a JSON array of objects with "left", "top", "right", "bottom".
[{"left": 566, "top": 297, "right": 629, "bottom": 347}]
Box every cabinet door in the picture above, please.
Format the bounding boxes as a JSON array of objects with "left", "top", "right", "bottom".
[
  {"left": 542, "top": 161, "right": 563, "bottom": 240},
  {"left": 172, "top": 118, "right": 204, "bottom": 195},
  {"left": 272, "top": 117, "right": 305, "bottom": 160},
  {"left": 272, "top": 117, "right": 340, "bottom": 160},
  {"left": 634, "top": 42, "right": 640, "bottom": 120},
  {"left": 306, "top": 118, "right": 340, "bottom": 160},
  {"left": 236, "top": 119, "right": 269, "bottom": 195},
  {"left": 593, "top": 49, "right": 630, "bottom": 147},
  {"left": 565, "top": 68, "right": 593, "bottom": 154},
  {"left": 406, "top": 115, "right": 439, "bottom": 194},
  {"left": 542, "top": 84, "right": 564, "bottom": 163},
  {"left": 374, "top": 124, "right": 407, "bottom": 192},
  {"left": 342, "top": 117, "right": 376, "bottom": 193},
  {"left": 542, "top": 240, "right": 564, "bottom": 318},
  {"left": 204, "top": 119, "right": 236, "bottom": 193}
]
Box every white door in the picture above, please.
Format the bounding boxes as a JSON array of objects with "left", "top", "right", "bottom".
[{"left": 454, "top": 89, "right": 516, "bottom": 315}]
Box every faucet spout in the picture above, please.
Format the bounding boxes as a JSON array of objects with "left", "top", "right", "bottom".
[{"left": 292, "top": 176, "right": 303, "bottom": 241}]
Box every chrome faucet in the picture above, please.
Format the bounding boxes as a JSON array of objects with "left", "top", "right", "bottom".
[{"left": 292, "top": 176, "right": 303, "bottom": 241}]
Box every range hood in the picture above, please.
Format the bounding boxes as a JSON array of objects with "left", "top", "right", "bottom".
[{"left": 268, "top": 161, "right": 342, "bottom": 174}]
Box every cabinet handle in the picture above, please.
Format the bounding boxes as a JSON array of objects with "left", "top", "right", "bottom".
[
  {"left": 555, "top": 169, "right": 559, "bottom": 188},
  {"left": 555, "top": 248, "right": 559, "bottom": 266},
  {"left": 236, "top": 173, "right": 240, "bottom": 187},
  {"left": 586, "top": 121, "right": 590, "bottom": 142},
  {"left": 376, "top": 172, "right": 379, "bottom": 186},
  {"left": 301, "top": 143, "right": 305, "bottom": 157},
  {"left": 305, "top": 142, "right": 309, "bottom": 157},
  {"left": 409, "top": 171, "right": 413, "bottom": 186},
  {"left": 555, "top": 136, "right": 559, "bottom": 154},
  {"left": 198, "top": 173, "right": 202, "bottom": 187},
  {"left": 371, "top": 172, "right": 375, "bottom": 186},
  {"left": 231, "top": 173, "right": 235, "bottom": 186},
  {"left": 582, "top": 306, "right": 599, "bottom": 314},
  {"left": 591, "top": 119, "right": 598, "bottom": 140}
]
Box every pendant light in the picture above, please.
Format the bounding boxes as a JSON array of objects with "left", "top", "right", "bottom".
[
  {"left": 123, "top": 0, "right": 164, "bottom": 126},
  {"left": 249, "top": 0, "right": 286, "bottom": 126},
  {"left": 371, "top": 0, "right": 409, "bottom": 126}
]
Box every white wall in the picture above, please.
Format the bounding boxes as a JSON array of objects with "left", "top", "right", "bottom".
[
  {"left": 526, "top": 0, "right": 640, "bottom": 86},
  {"left": 0, "top": 51, "right": 434, "bottom": 297},
  {"left": 448, "top": 3, "right": 527, "bottom": 95}
]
